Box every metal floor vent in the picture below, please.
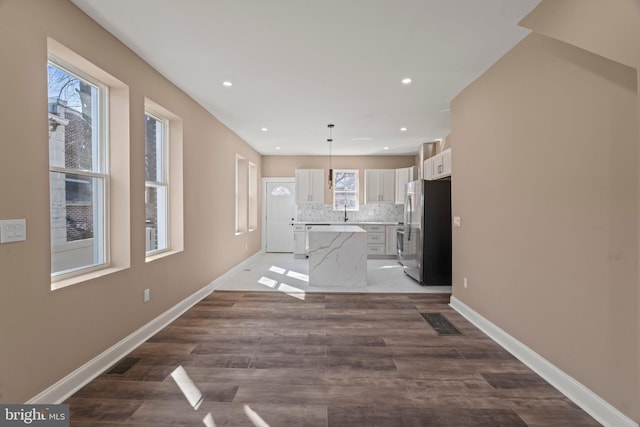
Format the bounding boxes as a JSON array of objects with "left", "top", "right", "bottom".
[
  {"left": 106, "top": 357, "right": 141, "bottom": 375},
  {"left": 420, "top": 313, "right": 462, "bottom": 335}
]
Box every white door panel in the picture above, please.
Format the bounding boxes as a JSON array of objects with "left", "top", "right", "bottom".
[{"left": 266, "top": 181, "right": 296, "bottom": 252}]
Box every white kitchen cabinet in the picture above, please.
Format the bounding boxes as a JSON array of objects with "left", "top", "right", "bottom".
[
  {"left": 395, "top": 166, "right": 416, "bottom": 204},
  {"left": 293, "top": 224, "right": 306, "bottom": 258},
  {"left": 385, "top": 225, "right": 398, "bottom": 256},
  {"left": 430, "top": 148, "right": 452, "bottom": 180},
  {"left": 424, "top": 148, "right": 452, "bottom": 180},
  {"left": 364, "top": 169, "right": 395, "bottom": 203},
  {"left": 423, "top": 157, "right": 434, "bottom": 180},
  {"left": 295, "top": 169, "right": 324, "bottom": 203},
  {"left": 361, "top": 224, "right": 390, "bottom": 257}
]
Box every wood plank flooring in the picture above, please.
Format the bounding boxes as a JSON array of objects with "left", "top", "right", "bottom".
[{"left": 66, "top": 292, "right": 600, "bottom": 426}]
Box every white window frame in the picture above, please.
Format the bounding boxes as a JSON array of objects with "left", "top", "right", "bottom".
[
  {"left": 333, "top": 169, "right": 359, "bottom": 211},
  {"left": 235, "top": 154, "right": 248, "bottom": 234},
  {"left": 48, "top": 55, "right": 110, "bottom": 281},
  {"left": 248, "top": 161, "right": 258, "bottom": 231},
  {"left": 144, "top": 110, "right": 170, "bottom": 256}
]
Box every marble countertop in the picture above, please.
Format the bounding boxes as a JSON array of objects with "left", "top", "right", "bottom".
[{"left": 307, "top": 225, "right": 366, "bottom": 233}]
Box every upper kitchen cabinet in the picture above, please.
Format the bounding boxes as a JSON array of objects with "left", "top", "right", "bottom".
[
  {"left": 365, "top": 169, "right": 395, "bottom": 203},
  {"left": 295, "top": 169, "right": 324, "bottom": 203},
  {"left": 424, "top": 148, "right": 452, "bottom": 180},
  {"left": 395, "top": 166, "right": 416, "bottom": 204}
]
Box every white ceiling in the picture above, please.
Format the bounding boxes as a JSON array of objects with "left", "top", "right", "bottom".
[{"left": 70, "top": 0, "right": 540, "bottom": 156}]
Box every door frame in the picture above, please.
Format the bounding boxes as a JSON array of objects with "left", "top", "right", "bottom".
[{"left": 261, "top": 177, "right": 296, "bottom": 252}]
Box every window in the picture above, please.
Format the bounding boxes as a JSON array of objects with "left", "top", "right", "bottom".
[
  {"left": 235, "top": 155, "right": 248, "bottom": 234},
  {"left": 48, "top": 38, "right": 131, "bottom": 290},
  {"left": 145, "top": 111, "right": 169, "bottom": 254},
  {"left": 48, "top": 58, "right": 108, "bottom": 278},
  {"left": 235, "top": 156, "right": 258, "bottom": 234},
  {"left": 144, "top": 98, "right": 184, "bottom": 262},
  {"left": 333, "top": 169, "right": 359, "bottom": 211},
  {"left": 248, "top": 162, "right": 258, "bottom": 231}
]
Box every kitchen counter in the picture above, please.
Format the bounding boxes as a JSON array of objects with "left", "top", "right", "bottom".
[
  {"left": 308, "top": 225, "right": 367, "bottom": 287},
  {"left": 292, "top": 221, "right": 398, "bottom": 225}
]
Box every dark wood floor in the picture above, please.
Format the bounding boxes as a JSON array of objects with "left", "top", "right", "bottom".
[{"left": 66, "top": 291, "right": 600, "bottom": 426}]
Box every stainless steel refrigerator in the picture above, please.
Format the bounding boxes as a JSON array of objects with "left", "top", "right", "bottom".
[{"left": 400, "top": 179, "right": 451, "bottom": 285}]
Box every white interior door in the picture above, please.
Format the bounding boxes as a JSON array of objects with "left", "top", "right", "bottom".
[{"left": 266, "top": 180, "right": 296, "bottom": 252}]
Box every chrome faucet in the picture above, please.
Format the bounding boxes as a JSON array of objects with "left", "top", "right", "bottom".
[{"left": 344, "top": 204, "right": 349, "bottom": 222}]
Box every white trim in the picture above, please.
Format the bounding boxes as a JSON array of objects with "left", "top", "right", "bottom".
[
  {"left": 209, "top": 250, "right": 264, "bottom": 291},
  {"left": 28, "top": 250, "right": 265, "bottom": 404},
  {"left": 449, "top": 296, "right": 638, "bottom": 427}
]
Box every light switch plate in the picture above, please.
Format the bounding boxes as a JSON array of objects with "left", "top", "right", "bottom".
[
  {"left": 0, "top": 219, "right": 26, "bottom": 243},
  {"left": 453, "top": 216, "right": 461, "bottom": 227}
]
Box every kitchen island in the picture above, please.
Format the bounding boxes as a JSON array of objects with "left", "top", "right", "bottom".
[{"left": 307, "top": 225, "right": 367, "bottom": 287}]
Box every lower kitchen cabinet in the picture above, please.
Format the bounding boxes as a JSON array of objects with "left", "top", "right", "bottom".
[{"left": 361, "top": 224, "right": 389, "bottom": 257}]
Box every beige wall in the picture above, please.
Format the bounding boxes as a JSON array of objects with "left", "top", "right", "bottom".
[
  {"left": 0, "top": 0, "right": 261, "bottom": 402},
  {"left": 451, "top": 29, "right": 639, "bottom": 423},
  {"left": 263, "top": 155, "right": 415, "bottom": 204},
  {"left": 423, "top": 136, "right": 452, "bottom": 159},
  {"left": 520, "top": 0, "right": 640, "bottom": 69}
]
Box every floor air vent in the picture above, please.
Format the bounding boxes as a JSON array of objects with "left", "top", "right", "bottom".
[
  {"left": 106, "top": 357, "right": 141, "bottom": 375},
  {"left": 420, "top": 313, "right": 462, "bottom": 335}
]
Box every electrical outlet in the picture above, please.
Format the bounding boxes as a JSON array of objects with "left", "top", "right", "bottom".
[
  {"left": 143, "top": 288, "right": 150, "bottom": 302},
  {"left": 464, "top": 277, "right": 468, "bottom": 288}
]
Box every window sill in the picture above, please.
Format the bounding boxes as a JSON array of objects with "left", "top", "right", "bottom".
[
  {"left": 51, "top": 266, "right": 129, "bottom": 291},
  {"left": 146, "top": 248, "right": 183, "bottom": 263}
]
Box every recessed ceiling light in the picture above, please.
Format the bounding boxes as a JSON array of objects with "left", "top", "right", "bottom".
[
  {"left": 401, "top": 77, "right": 412, "bottom": 85},
  {"left": 383, "top": 146, "right": 389, "bottom": 150},
  {"left": 400, "top": 127, "right": 407, "bottom": 132},
  {"left": 261, "top": 127, "right": 268, "bottom": 132},
  {"left": 275, "top": 146, "right": 280, "bottom": 150},
  {"left": 222, "top": 81, "right": 232, "bottom": 87}
]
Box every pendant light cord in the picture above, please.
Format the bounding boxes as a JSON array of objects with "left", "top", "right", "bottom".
[{"left": 328, "top": 124, "right": 334, "bottom": 189}]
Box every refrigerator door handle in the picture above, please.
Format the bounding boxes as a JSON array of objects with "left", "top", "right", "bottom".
[{"left": 407, "top": 195, "right": 412, "bottom": 241}]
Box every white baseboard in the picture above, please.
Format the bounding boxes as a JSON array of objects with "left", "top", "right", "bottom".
[
  {"left": 209, "top": 250, "right": 265, "bottom": 291},
  {"left": 27, "top": 250, "right": 265, "bottom": 404},
  {"left": 449, "top": 296, "right": 638, "bottom": 427}
]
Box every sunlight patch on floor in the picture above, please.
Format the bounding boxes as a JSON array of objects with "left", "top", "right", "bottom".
[
  {"left": 268, "top": 265, "right": 287, "bottom": 274},
  {"left": 244, "top": 404, "right": 270, "bottom": 427},
  {"left": 277, "top": 283, "right": 306, "bottom": 300},
  {"left": 258, "top": 276, "right": 278, "bottom": 288},
  {"left": 203, "top": 412, "right": 216, "bottom": 427},
  {"left": 285, "top": 269, "right": 309, "bottom": 282},
  {"left": 256, "top": 266, "right": 307, "bottom": 300},
  {"left": 170, "top": 365, "right": 203, "bottom": 410}
]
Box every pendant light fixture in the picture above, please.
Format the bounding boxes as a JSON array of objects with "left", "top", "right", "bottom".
[{"left": 327, "top": 124, "right": 334, "bottom": 189}]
